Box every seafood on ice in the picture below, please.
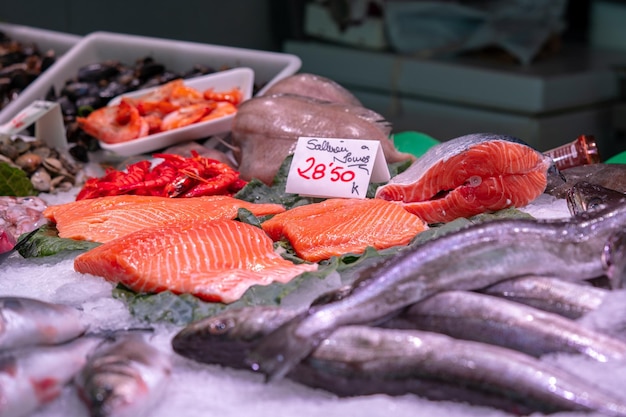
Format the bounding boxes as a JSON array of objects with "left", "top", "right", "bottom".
[
  {"left": 0, "top": 297, "right": 86, "bottom": 351},
  {"left": 0, "top": 196, "right": 48, "bottom": 240},
  {"left": 73, "top": 219, "right": 319, "bottom": 303},
  {"left": 0, "top": 336, "right": 104, "bottom": 417},
  {"left": 261, "top": 198, "right": 428, "bottom": 262},
  {"left": 43, "top": 194, "right": 286, "bottom": 243},
  {"left": 247, "top": 199, "right": 626, "bottom": 381},
  {"left": 77, "top": 78, "right": 242, "bottom": 144},
  {"left": 75, "top": 332, "right": 172, "bottom": 417},
  {"left": 375, "top": 133, "right": 556, "bottom": 223},
  {"left": 173, "top": 305, "right": 626, "bottom": 416}
]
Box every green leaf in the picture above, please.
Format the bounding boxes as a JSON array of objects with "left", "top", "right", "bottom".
[
  {"left": 16, "top": 225, "right": 100, "bottom": 258},
  {"left": 0, "top": 162, "right": 35, "bottom": 196}
]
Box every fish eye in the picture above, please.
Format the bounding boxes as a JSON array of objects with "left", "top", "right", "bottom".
[
  {"left": 587, "top": 197, "right": 603, "bottom": 210},
  {"left": 209, "top": 318, "right": 234, "bottom": 335}
]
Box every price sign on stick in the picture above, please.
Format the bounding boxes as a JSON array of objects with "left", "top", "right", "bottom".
[
  {"left": 0, "top": 100, "right": 67, "bottom": 150},
  {"left": 285, "top": 137, "right": 391, "bottom": 198}
]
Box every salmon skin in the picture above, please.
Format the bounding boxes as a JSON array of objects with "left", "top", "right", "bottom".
[
  {"left": 261, "top": 198, "right": 428, "bottom": 262},
  {"left": 74, "top": 219, "right": 318, "bottom": 303},
  {"left": 375, "top": 133, "right": 554, "bottom": 223},
  {"left": 43, "top": 194, "right": 286, "bottom": 243}
]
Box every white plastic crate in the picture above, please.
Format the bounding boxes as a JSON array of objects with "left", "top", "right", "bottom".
[
  {"left": 0, "top": 22, "right": 81, "bottom": 120},
  {"left": 0, "top": 30, "right": 301, "bottom": 125}
]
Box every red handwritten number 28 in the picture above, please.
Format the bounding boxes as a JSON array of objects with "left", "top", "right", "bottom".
[{"left": 297, "top": 157, "right": 356, "bottom": 182}]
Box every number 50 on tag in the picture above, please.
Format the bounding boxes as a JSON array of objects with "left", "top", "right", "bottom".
[{"left": 285, "top": 137, "right": 390, "bottom": 199}]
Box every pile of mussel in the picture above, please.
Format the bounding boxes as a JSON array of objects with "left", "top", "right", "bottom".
[
  {"left": 45, "top": 57, "right": 229, "bottom": 161},
  {"left": 0, "top": 135, "right": 82, "bottom": 193},
  {"left": 0, "top": 30, "right": 58, "bottom": 111}
]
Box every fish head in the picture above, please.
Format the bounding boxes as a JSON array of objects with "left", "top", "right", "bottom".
[
  {"left": 171, "top": 306, "right": 299, "bottom": 369},
  {"left": 566, "top": 181, "right": 626, "bottom": 216}
]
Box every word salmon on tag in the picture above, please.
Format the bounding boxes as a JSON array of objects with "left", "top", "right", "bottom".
[
  {"left": 0, "top": 100, "right": 67, "bottom": 149},
  {"left": 286, "top": 137, "right": 391, "bottom": 198}
]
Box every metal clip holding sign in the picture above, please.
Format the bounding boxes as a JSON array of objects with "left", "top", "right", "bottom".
[{"left": 0, "top": 100, "right": 67, "bottom": 150}]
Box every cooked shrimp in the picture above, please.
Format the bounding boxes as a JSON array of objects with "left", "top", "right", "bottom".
[
  {"left": 199, "top": 101, "right": 238, "bottom": 122},
  {"left": 203, "top": 88, "right": 243, "bottom": 106},
  {"left": 160, "top": 103, "right": 217, "bottom": 131},
  {"left": 77, "top": 98, "right": 149, "bottom": 144}
]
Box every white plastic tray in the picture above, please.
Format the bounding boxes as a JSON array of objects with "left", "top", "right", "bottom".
[
  {"left": 0, "top": 30, "right": 301, "bottom": 125},
  {"left": 99, "top": 67, "right": 253, "bottom": 156},
  {"left": 0, "top": 23, "right": 81, "bottom": 120}
]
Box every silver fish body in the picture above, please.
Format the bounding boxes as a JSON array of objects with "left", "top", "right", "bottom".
[
  {"left": 173, "top": 306, "right": 626, "bottom": 416},
  {"left": 480, "top": 275, "right": 608, "bottom": 319},
  {"left": 0, "top": 335, "right": 103, "bottom": 417},
  {"left": 0, "top": 296, "right": 87, "bottom": 351},
  {"left": 248, "top": 202, "right": 626, "bottom": 380},
  {"left": 75, "top": 332, "right": 172, "bottom": 417},
  {"left": 389, "top": 290, "right": 626, "bottom": 360}
]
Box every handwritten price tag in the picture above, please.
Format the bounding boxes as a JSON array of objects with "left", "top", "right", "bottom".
[
  {"left": 285, "top": 137, "right": 391, "bottom": 198},
  {"left": 0, "top": 100, "right": 67, "bottom": 149}
]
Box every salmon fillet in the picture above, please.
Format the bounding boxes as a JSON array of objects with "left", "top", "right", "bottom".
[
  {"left": 74, "top": 219, "right": 317, "bottom": 303},
  {"left": 261, "top": 198, "right": 428, "bottom": 262},
  {"left": 375, "top": 134, "right": 553, "bottom": 223},
  {"left": 43, "top": 195, "right": 285, "bottom": 243}
]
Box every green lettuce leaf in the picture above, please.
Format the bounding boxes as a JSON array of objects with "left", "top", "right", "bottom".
[
  {"left": 17, "top": 225, "right": 100, "bottom": 258},
  {"left": 0, "top": 162, "right": 35, "bottom": 196}
]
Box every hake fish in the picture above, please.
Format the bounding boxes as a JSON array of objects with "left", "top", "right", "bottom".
[
  {"left": 0, "top": 296, "right": 87, "bottom": 351},
  {"left": 389, "top": 290, "right": 626, "bottom": 360},
  {"left": 172, "top": 306, "right": 626, "bottom": 416},
  {"left": 75, "top": 332, "right": 172, "bottom": 417},
  {"left": 247, "top": 201, "right": 626, "bottom": 381},
  {"left": 0, "top": 335, "right": 103, "bottom": 417},
  {"left": 480, "top": 275, "right": 608, "bottom": 319}
]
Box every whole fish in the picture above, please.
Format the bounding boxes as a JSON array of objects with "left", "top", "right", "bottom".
[
  {"left": 75, "top": 332, "right": 172, "bottom": 417},
  {"left": 173, "top": 306, "right": 626, "bottom": 416},
  {"left": 480, "top": 275, "right": 608, "bottom": 319},
  {"left": 546, "top": 163, "right": 626, "bottom": 199},
  {"left": 0, "top": 296, "right": 87, "bottom": 351},
  {"left": 247, "top": 201, "right": 626, "bottom": 381},
  {"left": 375, "top": 133, "right": 560, "bottom": 223},
  {"left": 0, "top": 335, "right": 103, "bottom": 417},
  {"left": 566, "top": 180, "right": 626, "bottom": 216},
  {"left": 388, "top": 290, "right": 626, "bottom": 360},
  {"left": 230, "top": 94, "right": 413, "bottom": 184},
  {"left": 261, "top": 73, "right": 362, "bottom": 106}
]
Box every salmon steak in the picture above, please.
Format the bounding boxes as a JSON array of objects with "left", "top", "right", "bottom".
[
  {"left": 74, "top": 219, "right": 318, "bottom": 303},
  {"left": 375, "top": 133, "right": 554, "bottom": 223},
  {"left": 44, "top": 195, "right": 285, "bottom": 243},
  {"left": 261, "top": 198, "right": 428, "bottom": 262}
]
